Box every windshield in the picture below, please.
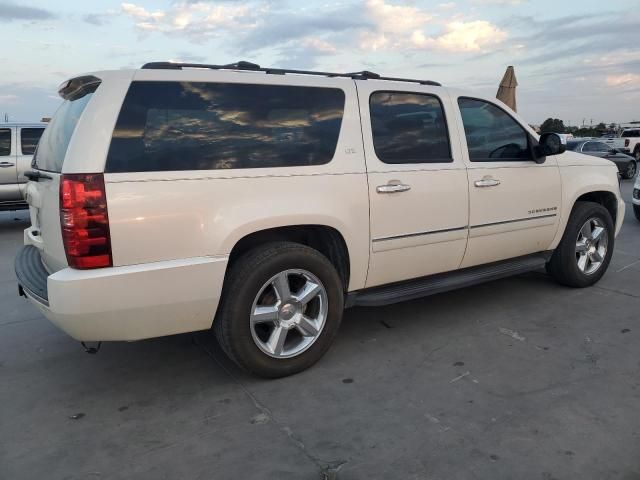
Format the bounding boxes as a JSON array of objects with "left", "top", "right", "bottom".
[{"left": 32, "top": 80, "right": 100, "bottom": 172}]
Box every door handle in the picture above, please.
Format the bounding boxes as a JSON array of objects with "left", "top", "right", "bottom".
[
  {"left": 377, "top": 183, "right": 411, "bottom": 193},
  {"left": 474, "top": 177, "right": 500, "bottom": 188},
  {"left": 0, "top": 162, "right": 15, "bottom": 168}
]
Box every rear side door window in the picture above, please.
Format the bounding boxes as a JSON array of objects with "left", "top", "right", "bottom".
[
  {"left": 458, "top": 97, "right": 532, "bottom": 162},
  {"left": 106, "top": 82, "right": 345, "bottom": 173},
  {"left": 369, "top": 91, "right": 451, "bottom": 164},
  {"left": 0, "top": 128, "right": 10, "bottom": 156},
  {"left": 20, "top": 127, "right": 45, "bottom": 155}
]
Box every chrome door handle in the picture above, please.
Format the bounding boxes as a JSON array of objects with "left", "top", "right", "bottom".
[
  {"left": 0, "top": 162, "right": 15, "bottom": 168},
  {"left": 474, "top": 177, "right": 500, "bottom": 188},
  {"left": 377, "top": 183, "right": 411, "bottom": 193}
]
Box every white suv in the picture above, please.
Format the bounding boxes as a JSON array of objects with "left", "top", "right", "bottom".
[{"left": 15, "top": 62, "right": 625, "bottom": 377}]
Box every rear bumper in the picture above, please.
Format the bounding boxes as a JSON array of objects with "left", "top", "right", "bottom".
[{"left": 15, "top": 245, "right": 228, "bottom": 341}]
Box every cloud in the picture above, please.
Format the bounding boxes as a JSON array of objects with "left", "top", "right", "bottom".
[
  {"left": 0, "top": 94, "right": 18, "bottom": 104},
  {"left": 0, "top": 1, "right": 54, "bottom": 21},
  {"left": 471, "top": 0, "right": 526, "bottom": 4},
  {"left": 606, "top": 73, "right": 640, "bottom": 87},
  {"left": 412, "top": 20, "right": 507, "bottom": 52},
  {"left": 366, "top": 0, "right": 432, "bottom": 34},
  {"left": 121, "top": 1, "right": 254, "bottom": 36}
]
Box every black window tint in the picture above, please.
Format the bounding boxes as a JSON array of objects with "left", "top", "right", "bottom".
[
  {"left": 106, "top": 81, "right": 345, "bottom": 173},
  {"left": 458, "top": 97, "right": 531, "bottom": 162},
  {"left": 0, "top": 129, "right": 10, "bottom": 156},
  {"left": 34, "top": 81, "right": 99, "bottom": 172},
  {"left": 369, "top": 92, "right": 451, "bottom": 164},
  {"left": 20, "top": 127, "right": 45, "bottom": 155}
]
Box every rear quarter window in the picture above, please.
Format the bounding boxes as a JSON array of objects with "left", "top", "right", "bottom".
[
  {"left": 33, "top": 81, "right": 99, "bottom": 172},
  {"left": 106, "top": 81, "right": 346, "bottom": 173}
]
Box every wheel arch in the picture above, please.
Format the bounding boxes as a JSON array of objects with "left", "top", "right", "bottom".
[
  {"left": 550, "top": 174, "right": 622, "bottom": 251},
  {"left": 227, "top": 224, "right": 353, "bottom": 292}
]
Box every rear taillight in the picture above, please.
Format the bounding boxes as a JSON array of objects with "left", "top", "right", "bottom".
[
  {"left": 60, "top": 173, "right": 112, "bottom": 269},
  {"left": 625, "top": 139, "right": 630, "bottom": 147}
]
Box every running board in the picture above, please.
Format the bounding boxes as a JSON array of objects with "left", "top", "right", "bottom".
[{"left": 346, "top": 252, "right": 552, "bottom": 308}]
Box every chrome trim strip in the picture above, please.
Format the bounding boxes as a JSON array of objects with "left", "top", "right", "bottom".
[
  {"left": 372, "top": 226, "right": 468, "bottom": 243},
  {"left": 470, "top": 213, "right": 557, "bottom": 229}
]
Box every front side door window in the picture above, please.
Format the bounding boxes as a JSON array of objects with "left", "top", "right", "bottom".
[{"left": 458, "top": 97, "right": 531, "bottom": 162}]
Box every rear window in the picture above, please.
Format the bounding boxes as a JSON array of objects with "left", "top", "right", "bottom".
[
  {"left": 20, "top": 127, "right": 45, "bottom": 155},
  {"left": 32, "top": 81, "right": 99, "bottom": 172},
  {"left": 0, "top": 129, "right": 10, "bottom": 156},
  {"left": 621, "top": 130, "right": 640, "bottom": 138},
  {"left": 105, "top": 81, "right": 345, "bottom": 173}
]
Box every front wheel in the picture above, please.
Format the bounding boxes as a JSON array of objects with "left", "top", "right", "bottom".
[
  {"left": 214, "top": 242, "right": 344, "bottom": 378},
  {"left": 634, "top": 204, "right": 640, "bottom": 222},
  {"left": 546, "top": 202, "right": 614, "bottom": 288},
  {"left": 622, "top": 160, "right": 637, "bottom": 179}
]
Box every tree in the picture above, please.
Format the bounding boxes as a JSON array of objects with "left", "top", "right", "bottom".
[{"left": 540, "top": 118, "right": 566, "bottom": 133}]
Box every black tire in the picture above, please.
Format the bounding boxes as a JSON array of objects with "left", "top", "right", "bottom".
[
  {"left": 546, "top": 201, "right": 614, "bottom": 288},
  {"left": 622, "top": 160, "right": 637, "bottom": 179},
  {"left": 214, "top": 242, "right": 344, "bottom": 378},
  {"left": 634, "top": 204, "right": 640, "bottom": 222},
  {"left": 634, "top": 149, "right": 640, "bottom": 162}
]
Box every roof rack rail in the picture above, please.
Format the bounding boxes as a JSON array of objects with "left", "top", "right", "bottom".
[{"left": 140, "top": 61, "right": 441, "bottom": 86}]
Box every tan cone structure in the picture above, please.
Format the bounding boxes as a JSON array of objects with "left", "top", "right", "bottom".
[{"left": 496, "top": 65, "right": 518, "bottom": 112}]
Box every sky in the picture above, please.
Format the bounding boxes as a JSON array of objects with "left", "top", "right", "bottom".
[{"left": 1, "top": 0, "right": 639, "bottom": 125}]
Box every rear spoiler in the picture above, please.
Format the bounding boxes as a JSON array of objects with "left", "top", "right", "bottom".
[{"left": 57, "top": 75, "right": 101, "bottom": 101}]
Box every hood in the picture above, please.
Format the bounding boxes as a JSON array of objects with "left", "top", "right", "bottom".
[{"left": 556, "top": 150, "right": 619, "bottom": 168}]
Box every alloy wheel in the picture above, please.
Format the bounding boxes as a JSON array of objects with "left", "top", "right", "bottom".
[
  {"left": 575, "top": 217, "right": 608, "bottom": 275},
  {"left": 250, "top": 269, "right": 328, "bottom": 358}
]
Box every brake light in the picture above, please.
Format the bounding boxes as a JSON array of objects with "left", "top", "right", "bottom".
[
  {"left": 625, "top": 139, "right": 630, "bottom": 148},
  {"left": 60, "top": 173, "right": 112, "bottom": 269}
]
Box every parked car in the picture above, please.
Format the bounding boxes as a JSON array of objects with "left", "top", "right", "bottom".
[
  {"left": 633, "top": 175, "right": 640, "bottom": 221},
  {"left": 601, "top": 128, "right": 640, "bottom": 159},
  {"left": 0, "top": 123, "right": 46, "bottom": 211},
  {"left": 15, "top": 62, "right": 625, "bottom": 377},
  {"left": 567, "top": 139, "right": 637, "bottom": 179}
]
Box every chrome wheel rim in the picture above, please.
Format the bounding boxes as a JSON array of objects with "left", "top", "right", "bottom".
[
  {"left": 627, "top": 162, "right": 637, "bottom": 178},
  {"left": 250, "top": 269, "right": 328, "bottom": 359},
  {"left": 575, "top": 217, "right": 608, "bottom": 275}
]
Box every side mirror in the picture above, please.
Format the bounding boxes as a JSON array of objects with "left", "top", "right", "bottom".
[
  {"left": 537, "top": 132, "right": 566, "bottom": 160},
  {"left": 609, "top": 148, "right": 618, "bottom": 155}
]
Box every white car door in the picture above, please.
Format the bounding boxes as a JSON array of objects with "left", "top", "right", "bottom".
[
  {"left": 356, "top": 81, "right": 469, "bottom": 288},
  {"left": 452, "top": 95, "right": 562, "bottom": 268}
]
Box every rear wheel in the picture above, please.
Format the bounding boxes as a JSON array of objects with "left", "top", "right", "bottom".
[
  {"left": 214, "top": 242, "right": 344, "bottom": 378},
  {"left": 622, "top": 160, "right": 637, "bottom": 179},
  {"left": 546, "top": 202, "right": 614, "bottom": 287}
]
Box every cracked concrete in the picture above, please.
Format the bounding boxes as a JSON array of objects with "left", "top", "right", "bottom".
[{"left": 1, "top": 180, "right": 639, "bottom": 479}]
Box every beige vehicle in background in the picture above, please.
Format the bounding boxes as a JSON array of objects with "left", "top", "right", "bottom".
[{"left": 15, "top": 62, "right": 624, "bottom": 377}]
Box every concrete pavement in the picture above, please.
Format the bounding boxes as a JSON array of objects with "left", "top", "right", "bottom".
[{"left": 1, "top": 181, "right": 639, "bottom": 480}]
